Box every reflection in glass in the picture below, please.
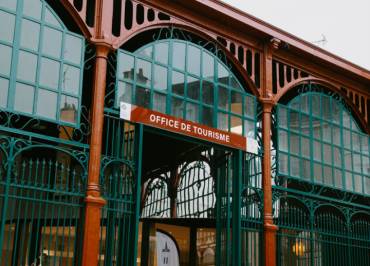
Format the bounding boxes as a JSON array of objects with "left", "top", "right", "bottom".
[
  {"left": 202, "top": 52, "right": 214, "bottom": 80},
  {"left": 171, "top": 97, "right": 184, "bottom": 118},
  {"left": 0, "top": 0, "right": 17, "bottom": 11},
  {"left": 137, "top": 45, "right": 152, "bottom": 58},
  {"left": 45, "top": 7, "right": 62, "bottom": 28},
  {"left": 0, "top": 44, "right": 12, "bottom": 76},
  {"left": 187, "top": 45, "right": 200, "bottom": 76},
  {"left": 40, "top": 57, "right": 60, "bottom": 89},
  {"left": 314, "top": 163, "right": 322, "bottom": 183},
  {"left": 311, "top": 94, "right": 321, "bottom": 117},
  {"left": 153, "top": 64, "right": 167, "bottom": 91},
  {"left": 20, "top": 19, "right": 40, "bottom": 51},
  {"left": 42, "top": 27, "right": 62, "bottom": 57},
  {"left": 230, "top": 116, "right": 242, "bottom": 135},
  {"left": 172, "top": 71, "right": 184, "bottom": 96},
  {"left": 202, "top": 81, "right": 213, "bottom": 105},
  {"left": 118, "top": 53, "right": 135, "bottom": 80},
  {"left": 279, "top": 130, "right": 288, "bottom": 151},
  {"left": 116, "top": 81, "right": 132, "bottom": 106},
  {"left": 244, "top": 119, "right": 255, "bottom": 138},
  {"left": 218, "top": 86, "right": 228, "bottom": 110},
  {"left": 155, "top": 42, "right": 168, "bottom": 65},
  {"left": 153, "top": 92, "right": 166, "bottom": 113},
  {"left": 186, "top": 102, "right": 198, "bottom": 123},
  {"left": 202, "top": 106, "right": 213, "bottom": 127},
  {"left": 230, "top": 91, "right": 242, "bottom": 115},
  {"left": 0, "top": 78, "right": 9, "bottom": 108},
  {"left": 60, "top": 95, "right": 78, "bottom": 123},
  {"left": 14, "top": 83, "right": 34, "bottom": 113},
  {"left": 244, "top": 96, "right": 255, "bottom": 118},
  {"left": 345, "top": 171, "right": 353, "bottom": 191},
  {"left": 23, "top": 0, "right": 42, "bottom": 19},
  {"left": 136, "top": 59, "right": 151, "bottom": 86},
  {"left": 279, "top": 153, "right": 288, "bottom": 174},
  {"left": 62, "top": 65, "right": 80, "bottom": 95},
  {"left": 187, "top": 76, "right": 200, "bottom": 100},
  {"left": 290, "top": 133, "right": 299, "bottom": 155},
  {"left": 135, "top": 86, "right": 150, "bottom": 108},
  {"left": 217, "top": 112, "right": 227, "bottom": 131},
  {"left": 301, "top": 137, "right": 310, "bottom": 158},
  {"left": 173, "top": 42, "right": 185, "bottom": 70},
  {"left": 313, "top": 141, "right": 321, "bottom": 161},
  {"left": 334, "top": 169, "right": 342, "bottom": 189},
  {"left": 17, "top": 51, "right": 37, "bottom": 83},
  {"left": 217, "top": 62, "right": 228, "bottom": 85},
  {"left": 64, "top": 34, "right": 82, "bottom": 64},
  {"left": 37, "top": 89, "right": 57, "bottom": 119},
  {"left": 0, "top": 11, "right": 15, "bottom": 42},
  {"left": 230, "top": 76, "right": 242, "bottom": 91}
]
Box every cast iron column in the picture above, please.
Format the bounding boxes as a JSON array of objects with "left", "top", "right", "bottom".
[
  {"left": 261, "top": 39, "right": 279, "bottom": 266},
  {"left": 81, "top": 44, "right": 110, "bottom": 266}
]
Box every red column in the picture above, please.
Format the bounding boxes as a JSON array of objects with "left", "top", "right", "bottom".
[
  {"left": 261, "top": 99, "right": 278, "bottom": 266},
  {"left": 261, "top": 39, "right": 279, "bottom": 266},
  {"left": 81, "top": 44, "right": 110, "bottom": 266}
]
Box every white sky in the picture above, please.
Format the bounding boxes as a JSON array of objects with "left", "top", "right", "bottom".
[{"left": 221, "top": 0, "right": 370, "bottom": 70}]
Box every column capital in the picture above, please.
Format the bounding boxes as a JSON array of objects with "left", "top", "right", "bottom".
[
  {"left": 259, "top": 97, "right": 275, "bottom": 112},
  {"left": 91, "top": 40, "right": 113, "bottom": 59}
]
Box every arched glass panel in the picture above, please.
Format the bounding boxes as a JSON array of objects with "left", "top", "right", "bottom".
[
  {"left": 116, "top": 39, "right": 256, "bottom": 137},
  {"left": 277, "top": 92, "right": 370, "bottom": 194},
  {"left": 0, "top": 0, "right": 84, "bottom": 125}
]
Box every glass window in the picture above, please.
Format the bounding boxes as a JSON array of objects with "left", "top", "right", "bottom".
[
  {"left": 153, "top": 64, "right": 167, "bottom": 91},
  {"left": 171, "top": 97, "right": 184, "bottom": 118},
  {"left": 116, "top": 81, "right": 132, "bottom": 105},
  {"left": 153, "top": 92, "right": 166, "bottom": 113},
  {"left": 36, "top": 89, "right": 57, "bottom": 119},
  {"left": 186, "top": 102, "right": 198, "bottom": 123},
  {"left": 20, "top": 19, "right": 40, "bottom": 51},
  {"left": 278, "top": 130, "right": 288, "bottom": 151},
  {"left": 244, "top": 119, "right": 255, "bottom": 138},
  {"left": 187, "top": 76, "right": 200, "bottom": 100},
  {"left": 202, "top": 80, "right": 213, "bottom": 105},
  {"left": 14, "top": 83, "right": 34, "bottom": 113},
  {"left": 23, "top": 0, "right": 42, "bottom": 19},
  {"left": 217, "top": 62, "right": 228, "bottom": 85},
  {"left": 187, "top": 45, "right": 200, "bottom": 76},
  {"left": 230, "top": 116, "right": 242, "bottom": 135},
  {"left": 217, "top": 112, "right": 228, "bottom": 131},
  {"left": 0, "top": 10, "right": 15, "bottom": 42},
  {"left": 0, "top": 77, "right": 9, "bottom": 108},
  {"left": 173, "top": 42, "right": 185, "bottom": 71},
  {"left": 137, "top": 45, "right": 152, "bottom": 59},
  {"left": 60, "top": 95, "right": 78, "bottom": 124},
  {"left": 0, "top": 0, "right": 17, "bottom": 11},
  {"left": 42, "top": 27, "right": 62, "bottom": 57},
  {"left": 0, "top": 44, "right": 12, "bottom": 76},
  {"left": 244, "top": 95, "right": 255, "bottom": 118},
  {"left": 40, "top": 57, "right": 60, "bottom": 89},
  {"left": 172, "top": 71, "right": 184, "bottom": 96},
  {"left": 230, "top": 91, "right": 242, "bottom": 115},
  {"left": 118, "top": 53, "right": 135, "bottom": 80},
  {"left": 45, "top": 7, "right": 62, "bottom": 28},
  {"left": 155, "top": 42, "right": 168, "bottom": 65},
  {"left": 136, "top": 59, "right": 151, "bottom": 86},
  {"left": 218, "top": 86, "right": 228, "bottom": 110},
  {"left": 202, "top": 52, "right": 214, "bottom": 80},
  {"left": 17, "top": 51, "right": 37, "bottom": 83},
  {"left": 135, "top": 86, "right": 150, "bottom": 108},
  {"left": 202, "top": 105, "right": 213, "bottom": 127},
  {"left": 64, "top": 34, "right": 82, "bottom": 64}
]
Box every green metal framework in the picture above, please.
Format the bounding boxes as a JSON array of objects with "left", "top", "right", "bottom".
[
  {"left": 0, "top": 0, "right": 85, "bottom": 126},
  {"left": 274, "top": 83, "right": 370, "bottom": 265},
  {"left": 115, "top": 36, "right": 256, "bottom": 137}
]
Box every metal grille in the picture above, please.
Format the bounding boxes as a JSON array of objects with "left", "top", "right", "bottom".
[{"left": 0, "top": 136, "right": 87, "bottom": 266}]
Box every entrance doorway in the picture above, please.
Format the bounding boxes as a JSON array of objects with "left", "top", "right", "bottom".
[{"left": 137, "top": 128, "right": 232, "bottom": 266}]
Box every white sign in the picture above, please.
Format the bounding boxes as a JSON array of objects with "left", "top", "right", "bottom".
[
  {"left": 246, "top": 137, "right": 259, "bottom": 155},
  {"left": 119, "top": 102, "right": 131, "bottom": 121},
  {"left": 156, "top": 231, "right": 180, "bottom": 266}
]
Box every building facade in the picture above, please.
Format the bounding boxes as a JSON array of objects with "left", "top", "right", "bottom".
[{"left": 0, "top": 0, "right": 369, "bottom": 265}]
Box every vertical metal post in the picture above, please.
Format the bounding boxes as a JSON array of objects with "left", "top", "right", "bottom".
[
  {"left": 232, "top": 150, "right": 242, "bottom": 266},
  {"left": 132, "top": 123, "right": 144, "bottom": 265},
  {"left": 260, "top": 39, "right": 279, "bottom": 266},
  {"left": 81, "top": 44, "right": 110, "bottom": 266}
]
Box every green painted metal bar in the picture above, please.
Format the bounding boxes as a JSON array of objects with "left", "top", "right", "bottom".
[{"left": 232, "top": 150, "right": 242, "bottom": 266}]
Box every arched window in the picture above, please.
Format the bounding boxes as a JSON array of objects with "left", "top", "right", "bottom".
[
  {"left": 277, "top": 89, "right": 370, "bottom": 194},
  {"left": 0, "top": 0, "right": 84, "bottom": 125},
  {"left": 115, "top": 39, "right": 256, "bottom": 138}
]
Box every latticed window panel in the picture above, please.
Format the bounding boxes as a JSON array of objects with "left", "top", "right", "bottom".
[
  {"left": 0, "top": 0, "right": 85, "bottom": 126},
  {"left": 141, "top": 177, "right": 170, "bottom": 218},
  {"left": 277, "top": 91, "right": 370, "bottom": 195},
  {"left": 177, "top": 160, "right": 215, "bottom": 218},
  {"left": 115, "top": 38, "right": 257, "bottom": 138}
]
